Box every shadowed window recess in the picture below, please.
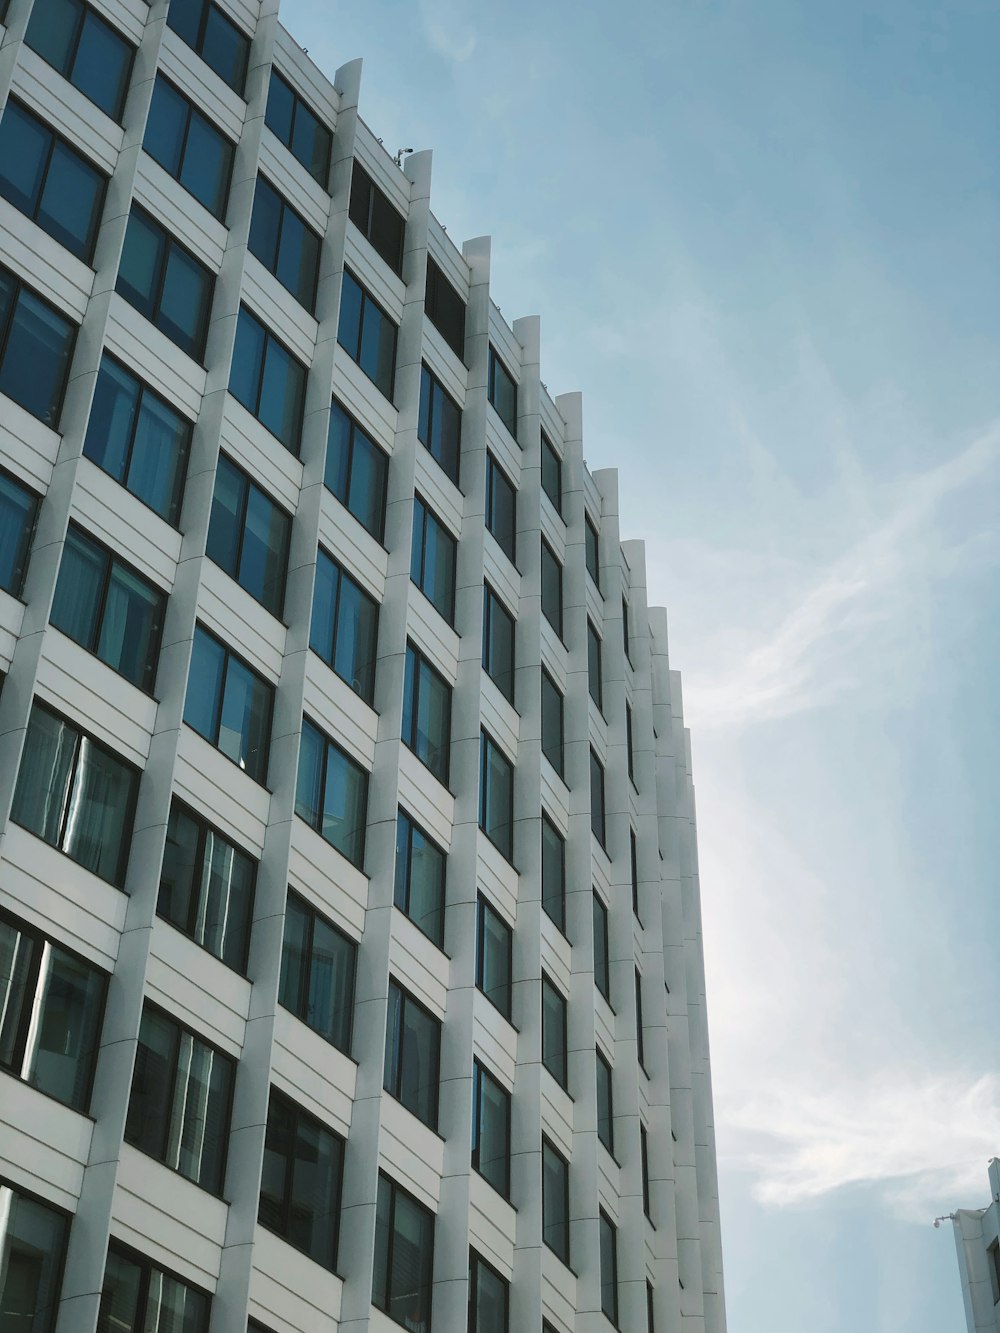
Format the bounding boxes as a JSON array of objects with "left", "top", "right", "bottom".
[
  {"left": 373, "top": 1172, "right": 435, "bottom": 1333},
  {"left": 0, "top": 1181, "right": 69, "bottom": 1333},
  {"left": 395, "top": 809, "right": 446, "bottom": 949},
  {"left": 402, "top": 642, "right": 452, "bottom": 786},
  {"left": 278, "top": 890, "right": 356, "bottom": 1054},
  {"left": 258, "top": 1088, "right": 345, "bottom": 1269},
  {"left": 384, "top": 978, "right": 441, "bottom": 1131}
]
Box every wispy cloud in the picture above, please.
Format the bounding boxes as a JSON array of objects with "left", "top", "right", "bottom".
[{"left": 418, "top": 0, "right": 477, "bottom": 61}]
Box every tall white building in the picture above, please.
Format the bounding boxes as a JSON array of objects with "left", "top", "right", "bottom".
[
  {"left": 0, "top": 0, "right": 727, "bottom": 1329},
  {"left": 950, "top": 1160, "right": 1000, "bottom": 1333}
]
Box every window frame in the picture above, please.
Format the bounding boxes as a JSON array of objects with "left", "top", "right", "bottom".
[
  {"left": 373, "top": 1171, "right": 435, "bottom": 1333},
  {"left": 309, "top": 546, "right": 380, "bottom": 704},
  {"left": 116, "top": 206, "right": 215, "bottom": 362},
  {"left": 0, "top": 464, "right": 40, "bottom": 598},
  {"left": 485, "top": 452, "right": 517, "bottom": 565},
  {"left": 540, "top": 668, "right": 565, "bottom": 780},
  {"left": 166, "top": 0, "right": 250, "bottom": 96},
  {"left": 593, "top": 890, "right": 610, "bottom": 1001},
  {"left": 25, "top": 0, "right": 135, "bottom": 123},
  {"left": 229, "top": 303, "right": 307, "bottom": 454},
  {"left": 325, "top": 397, "right": 389, "bottom": 542},
  {"left": 635, "top": 966, "right": 646, "bottom": 1072},
  {"left": 590, "top": 748, "right": 607, "bottom": 849},
  {"left": 622, "top": 594, "right": 632, "bottom": 663},
  {"left": 0, "top": 264, "right": 78, "bottom": 428},
  {"left": 0, "top": 1175, "right": 70, "bottom": 1333},
  {"left": 587, "top": 620, "right": 603, "bottom": 711},
  {"left": 541, "top": 812, "right": 566, "bottom": 935},
  {"left": 585, "top": 514, "right": 601, "bottom": 590},
  {"left": 395, "top": 808, "right": 446, "bottom": 950},
  {"left": 599, "top": 1209, "right": 620, "bottom": 1326},
  {"left": 482, "top": 582, "right": 515, "bottom": 705},
  {"left": 99, "top": 1240, "right": 211, "bottom": 1333},
  {"left": 337, "top": 267, "right": 399, "bottom": 400},
  {"left": 641, "top": 1123, "right": 652, "bottom": 1221},
  {"left": 278, "top": 888, "right": 357, "bottom": 1054},
  {"left": 471, "top": 1058, "right": 511, "bottom": 1199},
  {"left": 468, "top": 1247, "right": 509, "bottom": 1333},
  {"left": 411, "top": 494, "right": 457, "bottom": 625},
  {"left": 184, "top": 624, "right": 274, "bottom": 785},
  {"left": 479, "top": 729, "right": 514, "bottom": 863},
  {"left": 540, "top": 538, "right": 563, "bottom": 639},
  {"left": 417, "top": 361, "right": 461, "bottom": 485},
  {"left": 348, "top": 161, "right": 405, "bottom": 275},
  {"left": 596, "top": 1047, "right": 614, "bottom": 1155},
  {"left": 540, "top": 430, "right": 562, "bottom": 516},
  {"left": 265, "top": 68, "right": 332, "bottom": 188},
  {"left": 207, "top": 453, "right": 291, "bottom": 618},
  {"left": 541, "top": 972, "right": 568, "bottom": 1090},
  {"left": 295, "top": 716, "right": 370, "bottom": 869},
  {"left": 402, "top": 641, "right": 452, "bottom": 787},
  {"left": 143, "top": 73, "right": 234, "bottom": 220},
  {"left": 541, "top": 1135, "right": 571, "bottom": 1266},
  {"left": 626, "top": 700, "right": 636, "bottom": 784},
  {"left": 257, "top": 1087, "right": 345, "bottom": 1270},
  {"left": 384, "top": 977, "right": 442, "bottom": 1131},
  {"left": 487, "top": 345, "right": 517, "bottom": 439},
  {"left": 424, "top": 255, "right": 466, "bottom": 361},
  {"left": 476, "top": 893, "right": 513, "bottom": 1022},
  {"left": 248, "top": 174, "right": 322, "bottom": 312},
  {"left": 631, "top": 827, "right": 640, "bottom": 920}
]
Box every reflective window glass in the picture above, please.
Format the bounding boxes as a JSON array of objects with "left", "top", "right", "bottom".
[
  {"left": 468, "top": 1249, "right": 508, "bottom": 1333},
  {"left": 0, "top": 468, "right": 39, "bottom": 597},
  {"left": 417, "top": 363, "right": 461, "bottom": 484},
  {"left": 541, "top": 974, "right": 568, "bottom": 1088},
  {"left": 540, "top": 539, "right": 563, "bottom": 638},
  {"left": 541, "top": 813, "right": 565, "bottom": 932},
  {"left": 324, "top": 399, "right": 389, "bottom": 540},
  {"left": 383, "top": 979, "right": 440, "bottom": 1130},
  {"left": 294, "top": 718, "right": 369, "bottom": 868},
  {"left": 476, "top": 896, "right": 512, "bottom": 1022},
  {"left": 487, "top": 346, "right": 517, "bottom": 437},
  {"left": 593, "top": 892, "right": 610, "bottom": 1000},
  {"left": 0, "top": 267, "right": 76, "bottom": 427},
  {"left": 402, "top": 643, "right": 451, "bottom": 786},
  {"left": 166, "top": 0, "right": 249, "bottom": 95},
  {"left": 258, "top": 1089, "right": 344, "bottom": 1268},
  {"left": 248, "top": 176, "right": 321, "bottom": 311},
  {"left": 541, "top": 670, "right": 564, "bottom": 779},
  {"left": 25, "top": 0, "right": 134, "bottom": 121},
  {"left": 590, "top": 748, "right": 606, "bottom": 848},
  {"left": 542, "top": 1138, "right": 570, "bottom": 1265},
  {"left": 116, "top": 208, "right": 214, "bottom": 360},
  {"left": 597, "top": 1049, "right": 614, "bottom": 1153},
  {"left": 485, "top": 455, "right": 516, "bottom": 564},
  {"left": 99, "top": 1243, "right": 209, "bottom": 1333},
  {"left": 585, "top": 514, "right": 601, "bottom": 589},
  {"left": 472, "top": 1061, "right": 510, "bottom": 1198},
  {"left": 229, "top": 305, "right": 306, "bottom": 453},
  {"left": 265, "top": 70, "right": 331, "bottom": 187},
  {"left": 278, "top": 891, "right": 356, "bottom": 1053},
  {"left": 144, "top": 75, "right": 233, "bottom": 218},
  {"left": 348, "top": 161, "right": 404, "bottom": 274},
  {"left": 337, "top": 269, "right": 397, "bottom": 399},
  {"left": 482, "top": 584, "right": 514, "bottom": 704},
  {"left": 541, "top": 431, "right": 562, "bottom": 515},
  {"left": 206, "top": 455, "right": 290, "bottom": 616},
  {"left": 183, "top": 625, "right": 273, "bottom": 784},
  {"left": 424, "top": 256, "right": 465, "bottom": 360},
  {"left": 309, "top": 548, "right": 379, "bottom": 703},
  {"left": 600, "top": 1211, "right": 619, "bottom": 1324},
  {"left": 588, "top": 621, "right": 603, "bottom": 709},
  {"left": 394, "top": 810, "right": 445, "bottom": 949},
  {"left": 479, "top": 731, "right": 513, "bottom": 862},
  {"left": 373, "top": 1173, "right": 434, "bottom": 1333},
  {"left": 410, "top": 495, "right": 456, "bottom": 625},
  {"left": 0, "top": 1181, "right": 69, "bottom": 1333}
]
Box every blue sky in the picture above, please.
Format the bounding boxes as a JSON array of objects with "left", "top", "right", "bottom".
[{"left": 284, "top": 1, "right": 1000, "bottom": 1327}]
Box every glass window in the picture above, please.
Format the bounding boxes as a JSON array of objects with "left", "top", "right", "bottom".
[
  {"left": 476, "top": 895, "right": 511, "bottom": 1022},
  {"left": 593, "top": 892, "right": 610, "bottom": 1001},
  {"left": 83, "top": 354, "right": 191, "bottom": 525},
  {"left": 622, "top": 595, "right": 631, "bottom": 662},
  {"left": 641, "top": 1124, "right": 651, "bottom": 1220},
  {"left": 635, "top": 967, "right": 646, "bottom": 1071},
  {"left": 541, "top": 974, "right": 567, "bottom": 1089},
  {"left": 166, "top": 0, "right": 249, "bottom": 95},
  {"left": 373, "top": 1172, "right": 434, "bottom": 1333},
  {"left": 325, "top": 398, "right": 389, "bottom": 541},
  {"left": 157, "top": 799, "right": 255, "bottom": 972},
  {"left": 403, "top": 643, "right": 451, "bottom": 786},
  {"left": 596, "top": 1049, "right": 614, "bottom": 1153},
  {"left": 0, "top": 99, "right": 106, "bottom": 261},
  {"left": 248, "top": 176, "right": 322, "bottom": 312},
  {"left": 278, "top": 890, "right": 355, "bottom": 1053},
  {"left": 590, "top": 748, "right": 606, "bottom": 848},
  {"left": 229, "top": 304, "right": 307, "bottom": 453},
  {"left": 50, "top": 523, "right": 166, "bottom": 692},
  {"left": 0, "top": 909, "right": 107, "bottom": 1111},
  {"left": 0, "top": 265, "right": 77, "bottom": 427},
  {"left": 99, "top": 1244, "right": 209, "bottom": 1333},
  {"left": 468, "top": 1249, "right": 508, "bottom": 1333},
  {"left": 295, "top": 718, "right": 369, "bottom": 868},
  {"left": 485, "top": 454, "right": 516, "bottom": 564},
  {"left": 425, "top": 256, "right": 465, "bottom": 360},
  {"left": 395, "top": 809, "right": 445, "bottom": 949},
  {"left": 0, "top": 1180, "right": 69, "bottom": 1333},
  {"left": 258, "top": 1088, "right": 344, "bottom": 1269},
  {"left": 125, "top": 1003, "right": 234, "bottom": 1193},
  {"left": 647, "top": 1279, "right": 655, "bottom": 1332},
  {"left": 631, "top": 827, "right": 640, "bottom": 917},
  {"left": 265, "top": 70, "right": 331, "bottom": 188},
  {"left": 0, "top": 468, "right": 39, "bottom": 597},
  {"left": 482, "top": 584, "right": 514, "bottom": 704},
  {"left": 116, "top": 208, "right": 214, "bottom": 361},
  {"left": 588, "top": 621, "right": 603, "bottom": 709},
  {"left": 627, "top": 701, "right": 636, "bottom": 783},
  {"left": 348, "top": 161, "right": 405, "bottom": 275},
  {"left": 383, "top": 979, "right": 440, "bottom": 1130},
  {"left": 540, "top": 431, "right": 562, "bottom": 516},
  {"left": 143, "top": 74, "right": 233, "bottom": 219},
  {"left": 183, "top": 625, "right": 273, "bottom": 784},
  {"left": 411, "top": 496, "right": 456, "bottom": 625},
  {"left": 479, "top": 731, "right": 513, "bottom": 862},
  {"left": 11, "top": 701, "right": 138, "bottom": 887},
  {"left": 207, "top": 455, "right": 290, "bottom": 617},
  {"left": 540, "top": 539, "right": 563, "bottom": 638},
  {"left": 25, "top": 0, "right": 134, "bottom": 121},
  {"left": 488, "top": 346, "right": 517, "bottom": 438},
  {"left": 337, "top": 269, "right": 397, "bottom": 399},
  {"left": 541, "top": 813, "right": 565, "bottom": 933},
  {"left": 542, "top": 1137, "right": 570, "bottom": 1265},
  {"left": 472, "top": 1060, "right": 510, "bottom": 1198},
  {"left": 541, "top": 670, "right": 564, "bottom": 779},
  {"left": 585, "top": 514, "right": 601, "bottom": 589},
  {"left": 600, "top": 1211, "right": 619, "bottom": 1325},
  {"left": 418, "top": 363, "right": 461, "bottom": 484},
  {"left": 310, "top": 548, "right": 379, "bottom": 703}
]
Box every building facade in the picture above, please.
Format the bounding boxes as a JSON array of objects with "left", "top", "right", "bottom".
[
  {"left": 0, "top": 0, "right": 727, "bottom": 1330},
  {"left": 950, "top": 1160, "right": 1000, "bottom": 1333}
]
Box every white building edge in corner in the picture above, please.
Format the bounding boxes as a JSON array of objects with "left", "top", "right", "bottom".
[{"left": 950, "top": 1159, "right": 1000, "bottom": 1332}]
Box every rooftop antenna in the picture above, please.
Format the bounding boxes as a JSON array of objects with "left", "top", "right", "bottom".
[{"left": 395, "top": 147, "right": 414, "bottom": 167}]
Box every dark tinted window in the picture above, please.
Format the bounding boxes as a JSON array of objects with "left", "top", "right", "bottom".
[
  {"left": 248, "top": 176, "right": 322, "bottom": 311},
  {"left": 418, "top": 363, "right": 461, "bottom": 484},
  {"left": 585, "top": 514, "right": 600, "bottom": 589},
  {"left": 144, "top": 75, "right": 233, "bottom": 219},
  {"left": 99, "top": 1245, "right": 209, "bottom": 1333},
  {"left": 485, "top": 454, "right": 516, "bottom": 564},
  {"left": 596, "top": 1048, "right": 614, "bottom": 1153},
  {"left": 482, "top": 584, "right": 514, "bottom": 704},
  {"left": 641, "top": 1123, "right": 652, "bottom": 1219},
  {"left": 540, "top": 539, "right": 563, "bottom": 638},
  {"left": 590, "top": 748, "right": 606, "bottom": 848},
  {"left": 325, "top": 398, "right": 389, "bottom": 541},
  {"left": 0, "top": 99, "right": 106, "bottom": 260},
  {"left": 402, "top": 642, "right": 451, "bottom": 786},
  {"left": 541, "top": 974, "right": 567, "bottom": 1088},
  {"left": 600, "top": 1210, "right": 619, "bottom": 1324},
  {"left": 540, "top": 431, "right": 562, "bottom": 515},
  {"left": 310, "top": 548, "right": 379, "bottom": 703},
  {"left": 425, "top": 256, "right": 465, "bottom": 360},
  {"left": 542, "top": 1138, "right": 570, "bottom": 1265},
  {"left": 587, "top": 621, "right": 603, "bottom": 709},
  {"left": 541, "top": 670, "right": 564, "bottom": 779},
  {"left": 229, "top": 305, "right": 307, "bottom": 453},
  {"left": 468, "top": 1249, "right": 509, "bottom": 1333},
  {"left": 349, "top": 161, "right": 405, "bottom": 274},
  {"left": 593, "top": 892, "right": 610, "bottom": 1001},
  {"left": 0, "top": 266, "right": 77, "bottom": 427},
  {"left": 183, "top": 625, "right": 273, "bottom": 784},
  {"left": 206, "top": 455, "right": 291, "bottom": 616},
  {"left": 479, "top": 731, "right": 513, "bottom": 862},
  {"left": 295, "top": 718, "right": 369, "bottom": 868},
  {"left": 472, "top": 1060, "right": 510, "bottom": 1198},
  {"left": 279, "top": 891, "right": 356, "bottom": 1053},
  {"left": 265, "top": 70, "right": 331, "bottom": 187},
  {"left": 373, "top": 1173, "right": 434, "bottom": 1333},
  {"left": 0, "top": 469, "right": 39, "bottom": 597},
  {"left": 411, "top": 496, "right": 456, "bottom": 625},
  {"left": 631, "top": 826, "right": 640, "bottom": 916},
  {"left": 384, "top": 979, "right": 440, "bottom": 1130},
  {"left": 25, "top": 0, "right": 134, "bottom": 121},
  {"left": 166, "top": 0, "right": 250, "bottom": 95},
  {"left": 635, "top": 966, "right": 646, "bottom": 1070},
  {"left": 622, "top": 594, "right": 632, "bottom": 662},
  {"left": 258, "top": 1089, "right": 344, "bottom": 1268},
  {"left": 476, "top": 895, "right": 511, "bottom": 1021},
  {"left": 395, "top": 809, "right": 446, "bottom": 949},
  {"left": 116, "top": 208, "right": 214, "bottom": 360},
  {"left": 0, "top": 1182, "right": 69, "bottom": 1333},
  {"left": 488, "top": 346, "right": 517, "bottom": 438},
  {"left": 541, "top": 812, "right": 565, "bottom": 932},
  {"left": 337, "top": 269, "right": 397, "bottom": 399}
]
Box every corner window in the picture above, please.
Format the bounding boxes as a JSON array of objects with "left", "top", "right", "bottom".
[
  {"left": 50, "top": 523, "right": 166, "bottom": 692},
  {"left": 468, "top": 1249, "right": 509, "bottom": 1333},
  {"left": 641, "top": 1123, "right": 652, "bottom": 1220},
  {"left": 485, "top": 454, "right": 516, "bottom": 564},
  {"left": 166, "top": 0, "right": 250, "bottom": 95},
  {"left": 585, "top": 515, "right": 601, "bottom": 589},
  {"left": 541, "top": 813, "right": 566, "bottom": 934},
  {"left": 0, "top": 265, "right": 77, "bottom": 427},
  {"left": 472, "top": 1060, "right": 511, "bottom": 1198},
  {"left": 25, "top": 0, "right": 134, "bottom": 122},
  {"left": 488, "top": 346, "right": 517, "bottom": 438},
  {"left": 587, "top": 621, "right": 603, "bottom": 709},
  {"left": 482, "top": 584, "right": 514, "bottom": 704},
  {"left": 0, "top": 1180, "right": 69, "bottom": 1333},
  {"left": 83, "top": 354, "right": 191, "bottom": 526},
  {"left": 593, "top": 892, "right": 610, "bottom": 1001},
  {"left": 411, "top": 495, "right": 457, "bottom": 625},
  {"left": 125, "top": 1002, "right": 234, "bottom": 1193},
  {"left": 295, "top": 718, "right": 369, "bottom": 868},
  {"left": 310, "top": 548, "right": 379, "bottom": 703},
  {"left": 541, "top": 431, "right": 562, "bottom": 516},
  {"left": 540, "top": 539, "right": 563, "bottom": 638},
  {"left": 403, "top": 643, "right": 452, "bottom": 786},
  {"left": 590, "top": 748, "right": 606, "bottom": 848},
  {"left": 184, "top": 625, "right": 273, "bottom": 783},
  {"left": 279, "top": 890, "right": 357, "bottom": 1053},
  {"left": 0, "top": 99, "right": 106, "bottom": 261},
  {"left": 158, "top": 799, "right": 256, "bottom": 972},
  {"left": 229, "top": 304, "right": 307, "bottom": 454},
  {"left": 0, "top": 468, "right": 40, "bottom": 597},
  {"left": 143, "top": 75, "right": 233, "bottom": 220},
  {"left": 373, "top": 1172, "right": 435, "bottom": 1333},
  {"left": 265, "top": 69, "right": 331, "bottom": 188},
  {"left": 248, "top": 176, "right": 322, "bottom": 312},
  {"left": 418, "top": 363, "right": 461, "bottom": 485},
  {"left": 541, "top": 670, "right": 564, "bottom": 780},
  {"left": 207, "top": 455, "right": 291, "bottom": 617},
  {"left": 117, "top": 208, "right": 214, "bottom": 361},
  {"left": 600, "top": 1211, "right": 619, "bottom": 1325},
  {"left": 11, "top": 701, "right": 138, "bottom": 887},
  {"left": 596, "top": 1048, "right": 614, "bottom": 1153},
  {"left": 348, "top": 161, "right": 405, "bottom": 275},
  {"left": 395, "top": 808, "right": 446, "bottom": 949},
  {"left": 325, "top": 398, "right": 389, "bottom": 541},
  {"left": 476, "top": 895, "right": 512, "bottom": 1021},
  {"left": 541, "top": 974, "right": 568, "bottom": 1089},
  {"left": 337, "top": 269, "right": 397, "bottom": 399},
  {"left": 384, "top": 979, "right": 440, "bottom": 1130},
  {"left": 635, "top": 967, "right": 646, "bottom": 1071},
  {"left": 0, "top": 908, "right": 107, "bottom": 1111},
  {"left": 259, "top": 1089, "right": 345, "bottom": 1269},
  {"left": 99, "top": 1245, "right": 209, "bottom": 1333},
  {"left": 542, "top": 1137, "right": 570, "bottom": 1265},
  {"left": 479, "top": 731, "right": 514, "bottom": 862},
  {"left": 425, "top": 256, "right": 465, "bottom": 360}
]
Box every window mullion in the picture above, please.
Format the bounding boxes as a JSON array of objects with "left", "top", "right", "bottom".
[
  {"left": 253, "top": 330, "right": 268, "bottom": 417},
  {"left": 11, "top": 926, "right": 43, "bottom": 1079},
  {"left": 55, "top": 729, "right": 84, "bottom": 852},
  {"left": 213, "top": 648, "right": 230, "bottom": 746},
  {"left": 91, "top": 546, "right": 114, "bottom": 653},
  {"left": 235, "top": 472, "right": 252, "bottom": 581},
  {"left": 152, "top": 237, "right": 171, "bottom": 327},
  {"left": 188, "top": 822, "right": 208, "bottom": 937}
]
